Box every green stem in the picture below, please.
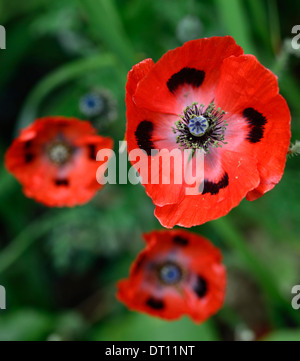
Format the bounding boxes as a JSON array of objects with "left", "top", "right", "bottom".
[
  {"left": 215, "top": 0, "right": 256, "bottom": 54},
  {"left": 267, "top": 0, "right": 281, "bottom": 55},
  {"left": 279, "top": 72, "right": 300, "bottom": 118},
  {"left": 17, "top": 53, "right": 125, "bottom": 131},
  {"left": 271, "top": 49, "right": 290, "bottom": 77},
  {"left": 78, "top": 0, "right": 135, "bottom": 69},
  {"left": 245, "top": 0, "right": 271, "bottom": 52},
  {"left": 212, "top": 217, "right": 300, "bottom": 326}
]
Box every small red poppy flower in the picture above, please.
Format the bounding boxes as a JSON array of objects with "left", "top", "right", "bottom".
[
  {"left": 117, "top": 230, "right": 226, "bottom": 323},
  {"left": 125, "top": 36, "right": 291, "bottom": 228},
  {"left": 5, "top": 116, "right": 113, "bottom": 207}
]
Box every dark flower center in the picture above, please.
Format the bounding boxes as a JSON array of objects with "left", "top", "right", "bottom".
[
  {"left": 158, "top": 262, "right": 183, "bottom": 285},
  {"left": 173, "top": 102, "right": 228, "bottom": 154},
  {"left": 47, "top": 141, "right": 72, "bottom": 165}
]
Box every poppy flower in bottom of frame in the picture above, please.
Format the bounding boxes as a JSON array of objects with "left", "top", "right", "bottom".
[
  {"left": 5, "top": 116, "right": 113, "bottom": 207},
  {"left": 117, "top": 230, "right": 226, "bottom": 323}
]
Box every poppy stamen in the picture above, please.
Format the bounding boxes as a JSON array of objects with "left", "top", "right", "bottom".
[
  {"left": 158, "top": 262, "right": 183, "bottom": 285},
  {"left": 47, "top": 141, "right": 72, "bottom": 165},
  {"left": 173, "top": 101, "right": 228, "bottom": 154}
]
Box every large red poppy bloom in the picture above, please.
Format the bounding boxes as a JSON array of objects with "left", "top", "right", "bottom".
[
  {"left": 125, "top": 36, "right": 291, "bottom": 228},
  {"left": 117, "top": 230, "right": 226, "bottom": 323},
  {"left": 5, "top": 116, "right": 113, "bottom": 207}
]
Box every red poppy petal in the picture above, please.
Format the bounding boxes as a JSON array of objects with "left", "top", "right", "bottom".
[
  {"left": 126, "top": 58, "right": 177, "bottom": 152},
  {"left": 117, "top": 235, "right": 188, "bottom": 321},
  {"left": 144, "top": 230, "right": 222, "bottom": 264},
  {"left": 215, "top": 55, "right": 291, "bottom": 200},
  {"left": 154, "top": 149, "right": 260, "bottom": 228},
  {"left": 126, "top": 60, "right": 186, "bottom": 205},
  {"left": 117, "top": 279, "right": 187, "bottom": 321},
  {"left": 31, "top": 116, "right": 97, "bottom": 146},
  {"left": 133, "top": 36, "right": 243, "bottom": 115},
  {"left": 183, "top": 264, "right": 226, "bottom": 323},
  {"left": 117, "top": 230, "right": 226, "bottom": 323},
  {"left": 5, "top": 116, "right": 113, "bottom": 207},
  {"left": 126, "top": 58, "right": 155, "bottom": 98},
  {"left": 177, "top": 230, "right": 222, "bottom": 264},
  {"left": 245, "top": 93, "right": 290, "bottom": 200}
]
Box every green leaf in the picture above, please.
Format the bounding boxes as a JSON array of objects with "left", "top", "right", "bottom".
[{"left": 78, "top": 0, "right": 135, "bottom": 68}]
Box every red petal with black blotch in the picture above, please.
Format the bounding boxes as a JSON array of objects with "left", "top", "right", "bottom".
[
  {"left": 126, "top": 59, "right": 187, "bottom": 206},
  {"left": 125, "top": 40, "right": 244, "bottom": 209},
  {"left": 117, "top": 230, "right": 226, "bottom": 323},
  {"left": 126, "top": 38, "right": 291, "bottom": 228},
  {"left": 5, "top": 116, "right": 113, "bottom": 207},
  {"left": 155, "top": 149, "right": 260, "bottom": 228},
  {"left": 133, "top": 36, "right": 243, "bottom": 115},
  {"left": 214, "top": 55, "right": 291, "bottom": 201}
]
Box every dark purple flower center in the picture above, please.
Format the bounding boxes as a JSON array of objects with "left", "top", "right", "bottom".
[{"left": 173, "top": 101, "right": 228, "bottom": 154}]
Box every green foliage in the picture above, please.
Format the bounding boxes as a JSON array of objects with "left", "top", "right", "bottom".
[
  {"left": 88, "top": 313, "right": 219, "bottom": 341},
  {"left": 261, "top": 329, "right": 300, "bottom": 341}
]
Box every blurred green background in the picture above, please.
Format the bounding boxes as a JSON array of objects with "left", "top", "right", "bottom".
[{"left": 0, "top": 0, "right": 300, "bottom": 341}]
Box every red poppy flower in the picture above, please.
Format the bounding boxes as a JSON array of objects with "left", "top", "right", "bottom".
[
  {"left": 125, "top": 36, "right": 291, "bottom": 228},
  {"left": 5, "top": 116, "right": 113, "bottom": 207},
  {"left": 117, "top": 230, "right": 226, "bottom": 323}
]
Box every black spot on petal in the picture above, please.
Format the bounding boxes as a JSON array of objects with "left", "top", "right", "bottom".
[
  {"left": 25, "top": 153, "right": 34, "bottom": 163},
  {"left": 146, "top": 297, "right": 165, "bottom": 310},
  {"left": 194, "top": 276, "right": 207, "bottom": 298},
  {"left": 173, "top": 235, "right": 189, "bottom": 246},
  {"left": 167, "top": 67, "right": 205, "bottom": 94},
  {"left": 88, "top": 144, "right": 97, "bottom": 160},
  {"left": 135, "top": 120, "right": 155, "bottom": 156},
  {"left": 55, "top": 179, "right": 69, "bottom": 186},
  {"left": 202, "top": 172, "right": 229, "bottom": 196},
  {"left": 135, "top": 254, "right": 147, "bottom": 271},
  {"left": 248, "top": 126, "right": 264, "bottom": 143},
  {"left": 24, "top": 141, "right": 32, "bottom": 150},
  {"left": 243, "top": 107, "right": 267, "bottom": 143}
]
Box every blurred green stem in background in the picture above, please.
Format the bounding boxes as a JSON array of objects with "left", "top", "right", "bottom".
[
  {"left": 0, "top": 209, "right": 83, "bottom": 274},
  {"left": 279, "top": 73, "right": 300, "bottom": 118},
  {"left": 267, "top": 0, "right": 281, "bottom": 55},
  {"left": 213, "top": 217, "right": 300, "bottom": 326},
  {"left": 78, "top": 0, "right": 136, "bottom": 68},
  {"left": 17, "top": 53, "right": 126, "bottom": 131},
  {"left": 245, "top": 0, "right": 271, "bottom": 53},
  {"left": 215, "top": 0, "right": 256, "bottom": 54},
  {"left": 272, "top": 48, "right": 290, "bottom": 77}
]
